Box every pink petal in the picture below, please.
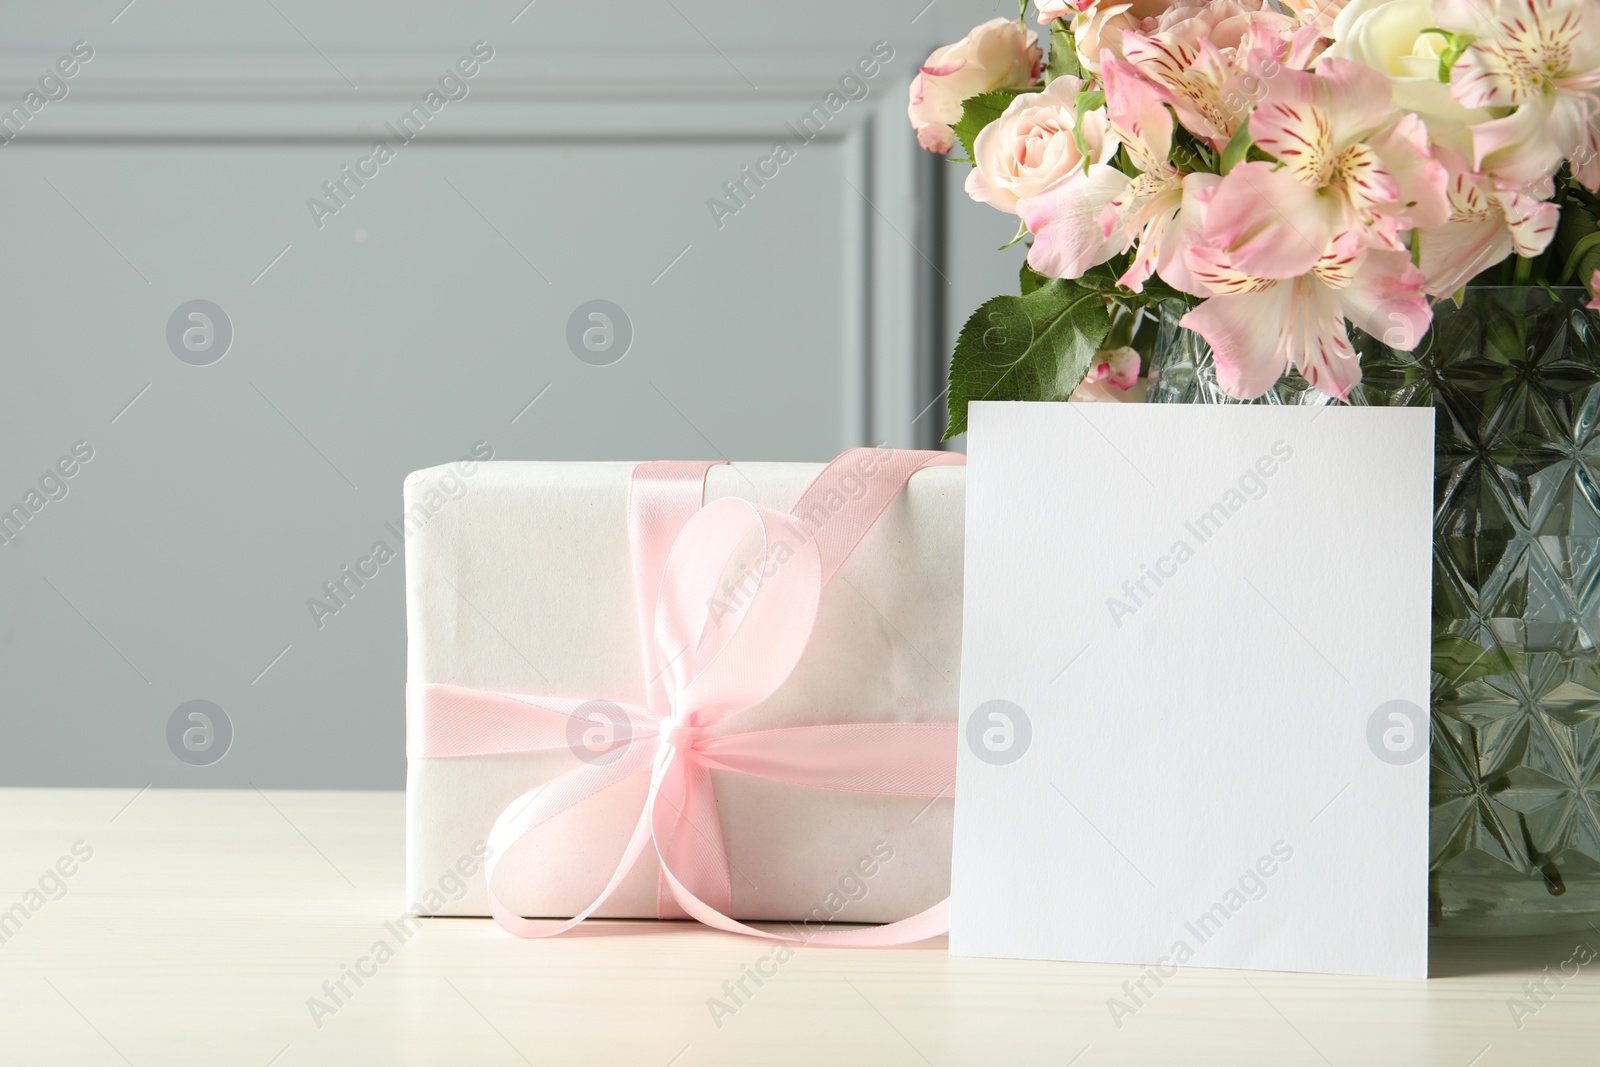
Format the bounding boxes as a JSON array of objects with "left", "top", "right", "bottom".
[
  {"left": 1285, "top": 279, "right": 1361, "bottom": 399},
  {"left": 1433, "top": 0, "right": 1490, "bottom": 32},
  {"left": 1472, "top": 103, "right": 1565, "bottom": 187},
  {"left": 1083, "top": 346, "right": 1141, "bottom": 389},
  {"left": 1500, "top": 192, "right": 1560, "bottom": 257},
  {"left": 1334, "top": 142, "right": 1401, "bottom": 213},
  {"left": 1337, "top": 248, "right": 1431, "bottom": 354},
  {"left": 1311, "top": 58, "right": 1394, "bottom": 144},
  {"left": 1248, "top": 74, "right": 1333, "bottom": 186},
  {"left": 1202, "top": 161, "right": 1343, "bottom": 279},
  {"left": 1450, "top": 44, "right": 1526, "bottom": 110},
  {"left": 1589, "top": 270, "right": 1600, "bottom": 311},
  {"left": 1367, "top": 114, "right": 1451, "bottom": 229},
  {"left": 916, "top": 123, "right": 955, "bottom": 153},
  {"left": 1102, "top": 57, "right": 1173, "bottom": 169},
  {"left": 1180, "top": 284, "right": 1294, "bottom": 399},
  {"left": 1417, "top": 217, "right": 1512, "bottom": 296},
  {"left": 1549, "top": 93, "right": 1600, "bottom": 191},
  {"left": 1019, "top": 165, "right": 1133, "bottom": 278},
  {"left": 1154, "top": 173, "right": 1223, "bottom": 296}
]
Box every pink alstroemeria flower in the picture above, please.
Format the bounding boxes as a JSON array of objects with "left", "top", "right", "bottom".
[
  {"left": 1120, "top": 1, "right": 1298, "bottom": 150},
  {"left": 1589, "top": 270, "right": 1600, "bottom": 310},
  {"left": 1097, "top": 57, "right": 1222, "bottom": 294},
  {"left": 1202, "top": 56, "right": 1449, "bottom": 278},
  {"left": 1438, "top": 0, "right": 1600, "bottom": 189},
  {"left": 1416, "top": 148, "right": 1559, "bottom": 296},
  {"left": 1180, "top": 232, "right": 1432, "bottom": 399}
]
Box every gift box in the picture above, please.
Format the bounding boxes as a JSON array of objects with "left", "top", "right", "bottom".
[{"left": 403, "top": 450, "right": 964, "bottom": 933}]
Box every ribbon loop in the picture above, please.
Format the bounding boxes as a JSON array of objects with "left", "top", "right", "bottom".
[{"left": 654, "top": 497, "right": 824, "bottom": 732}]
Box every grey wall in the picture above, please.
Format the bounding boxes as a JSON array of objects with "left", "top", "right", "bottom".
[{"left": 0, "top": 0, "right": 1018, "bottom": 788}]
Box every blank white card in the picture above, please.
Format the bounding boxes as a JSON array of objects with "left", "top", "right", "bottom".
[{"left": 952, "top": 402, "right": 1434, "bottom": 978}]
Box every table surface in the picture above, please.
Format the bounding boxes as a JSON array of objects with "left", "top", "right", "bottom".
[{"left": 2, "top": 788, "right": 1596, "bottom": 1066}]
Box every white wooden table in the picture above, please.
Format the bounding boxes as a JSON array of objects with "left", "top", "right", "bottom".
[{"left": 2, "top": 788, "right": 1595, "bottom": 1065}]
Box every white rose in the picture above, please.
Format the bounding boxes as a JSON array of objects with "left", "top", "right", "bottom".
[
  {"left": 1326, "top": 0, "right": 1489, "bottom": 140},
  {"left": 965, "top": 77, "right": 1118, "bottom": 214},
  {"left": 908, "top": 17, "right": 1043, "bottom": 154}
]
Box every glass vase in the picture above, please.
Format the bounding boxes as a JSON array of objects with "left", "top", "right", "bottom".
[{"left": 1146, "top": 287, "right": 1600, "bottom": 935}]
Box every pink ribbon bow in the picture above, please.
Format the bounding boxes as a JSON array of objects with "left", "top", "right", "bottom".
[{"left": 407, "top": 447, "right": 963, "bottom": 945}]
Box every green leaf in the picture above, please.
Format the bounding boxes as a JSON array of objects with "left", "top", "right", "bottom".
[
  {"left": 1169, "top": 124, "right": 1218, "bottom": 175},
  {"left": 1219, "top": 123, "right": 1254, "bottom": 176},
  {"left": 999, "top": 216, "right": 1031, "bottom": 251},
  {"left": 1134, "top": 274, "right": 1187, "bottom": 305},
  {"left": 1072, "top": 89, "right": 1107, "bottom": 170},
  {"left": 1432, "top": 633, "right": 1512, "bottom": 687},
  {"left": 1020, "top": 262, "right": 1050, "bottom": 295},
  {"left": 1431, "top": 29, "right": 1475, "bottom": 83},
  {"left": 944, "top": 280, "right": 1114, "bottom": 439},
  {"left": 1560, "top": 230, "right": 1600, "bottom": 284},
  {"left": 1076, "top": 262, "right": 1124, "bottom": 291},
  {"left": 1045, "top": 22, "right": 1081, "bottom": 83},
  {"left": 1550, "top": 204, "right": 1600, "bottom": 293},
  {"left": 952, "top": 90, "right": 1029, "bottom": 166}
]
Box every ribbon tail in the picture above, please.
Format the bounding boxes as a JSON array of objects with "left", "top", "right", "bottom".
[
  {"left": 647, "top": 767, "right": 946, "bottom": 946},
  {"left": 650, "top": 755, "right": 733, "bottom": 919},
  {"left": 483, "top": 737, "right": 659, "bottom": 938}
]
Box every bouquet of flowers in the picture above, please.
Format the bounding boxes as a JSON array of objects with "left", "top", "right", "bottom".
[{"left": 910, "top": 0, "right": 1600, "bottom": 435}]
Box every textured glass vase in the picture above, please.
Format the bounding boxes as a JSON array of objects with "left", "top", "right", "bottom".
[{"left": 1146, "top": 287, "right": 1600, "bottom": 935}]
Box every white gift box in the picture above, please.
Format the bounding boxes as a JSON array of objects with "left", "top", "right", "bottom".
[{"left": 403, "top": 459, "right": 963, "bottom": 922}]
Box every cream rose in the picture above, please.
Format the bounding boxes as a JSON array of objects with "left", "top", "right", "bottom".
[
  {"left": 1326, "top": 0, "right": 1489, "bottom": 140},
  {"left": 1287, "top": 0, "right": 1351, "bottom": 33},
  {"left": 1034, "top": 0, "right": 1080, "bottom": 23},
  {"left": 1074, "top": 0, "right": 1169, "bottom": 74},
  {"left": 908, "top": 17, "right": 1043, "bottom": 154},
  {"left": 965, "top": 77, "right": 1117, "bottom": 214}
]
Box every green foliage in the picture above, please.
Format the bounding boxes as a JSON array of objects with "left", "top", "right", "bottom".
[
  {"left": 944, "top": 278, "right": 1114, "bottom": 439},
  {"left": 1218, "top": 124, "right": 1254, "bottom": 176},
  {"left": 1071, "top": 89, "right": 1106, "bottom": 170},
  {"left": 1517, "top": 186, "right": 1600, "bottom": 298},
  {"left": 952, "top": 90, "right": 1029, "bottom": 164},
  {"left": 1417, "top": 28, "right": 1475, "bottom": 81},
  {"left": 1169, "top": 125, "right": 1218, "bottom": 175},
  {"left": 1019, "top": 262, "right": 1050, "bottom": 295},
  {"left": 1045, "top": 22, "right": 1081, "bottom": 83},
  {"left": 1557, "top": 206, "right": 1600, "bottom": 285}
]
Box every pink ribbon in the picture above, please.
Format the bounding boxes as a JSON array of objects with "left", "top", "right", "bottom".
[{"left": 407, "top": 447, "right": 964, "bottom": 945}]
